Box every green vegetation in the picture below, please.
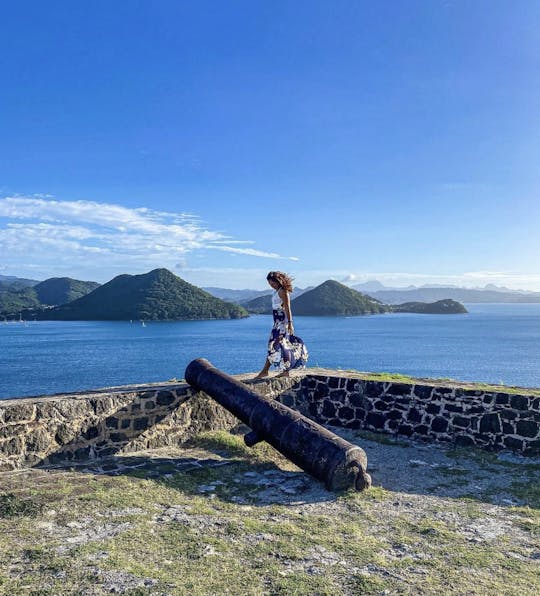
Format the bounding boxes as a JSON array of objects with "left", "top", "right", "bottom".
[
  {"left": 0, "top": 277, "right": 100, "bottom": 317},
  {"left": 392, "top": 299, "right": 468, "bottom": 314},
  {"left": 0, "top": 430, "right": 538, "bottom": 595},
  {"left": 291, "top": 280, "right": 388, "bottom": 316},
  {"left": 243, "top": 293, "right": 273, "bottom": 314},
  {"left": 36, "top": 268, "right": 248, "bottom": 321}
]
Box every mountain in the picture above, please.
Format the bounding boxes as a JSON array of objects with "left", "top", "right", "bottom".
[
  {"left": 33, "top": 277, "right": 101, "bottom": 305},
  {"left": 242, "top": 287, "right": 312, "bottom": 314},
  {"left": 243, "top": 294, "right": 274, "bottom": 314},
  {"left": 291, "top": 280, "right": 388, "bottom": 316},
  {"left": 202, "top": 287, "right": 272, "bottom": 302},
  {"left": 33, "top": 268, "right": 248, "bottom": 321},
  {"left": 367, "top": 287, "right": 540, "bottom": 304},
  {"left": 351, "top": 280, "right": 387, "bottom": 292},
  {"left": 0, "top": 275, "right": 40, "bottom": 291},
  {"left": 392, "top": 299, "right": 468, "bottom": 314},
  {"left": 0, "top": 277, "right": 100, "bottom": 316},
  {"left": 203, "top": 285, "right": 312, "bottom": 307}
]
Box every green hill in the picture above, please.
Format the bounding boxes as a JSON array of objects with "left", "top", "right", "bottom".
[
  {"left": 243, "top": 294, "right": 273, "bottom": 314},
  {"left": 0, "top": 277, "right": 100, "bottom": 316},
  {"left": 34, "top": 277, "right": 101, "bottom": 305},
  {"left": 35, "top": 268, "right": 248, "bottom": 321},
  {"left": 392, "top": 299, "right": 468, "bottom": 314},
  {"left": 291, "top": 280, "right": 388, "bottom": 316}
]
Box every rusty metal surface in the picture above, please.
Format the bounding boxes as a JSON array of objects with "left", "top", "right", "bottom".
[{"left": 185, "top": 358, "right": 371, "bottom": 491}]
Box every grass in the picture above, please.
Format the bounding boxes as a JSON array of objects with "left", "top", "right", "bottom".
[{"left": 0, "top": 431, "right": 539, "bottom": 595}]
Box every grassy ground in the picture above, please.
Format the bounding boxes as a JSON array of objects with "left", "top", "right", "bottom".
[{"left": 0, "top": 431, "right": 538, "bottom": 595}]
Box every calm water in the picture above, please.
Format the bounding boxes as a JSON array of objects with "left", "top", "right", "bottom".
[{"left": 1, "top": 304, "right": 539, "bottom": 399}]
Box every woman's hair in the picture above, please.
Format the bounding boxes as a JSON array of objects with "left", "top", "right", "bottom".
[{"left": 266, "top": 271, "right": 294, "bottom": 293}]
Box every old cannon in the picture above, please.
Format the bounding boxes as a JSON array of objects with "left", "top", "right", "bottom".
[{"left": 185, "top": 358, "right": 371, "bottom": 491}]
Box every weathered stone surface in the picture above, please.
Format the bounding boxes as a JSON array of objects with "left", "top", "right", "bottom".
[
  {"left": 4, "top": 403, "right": 35, "bottom": 423},
  {"left": 516, "top": 420, "right": 539, "bottom": 438},
  {"left": 1, "top": 372, "right": 539, "bottom": 471},
  {"left": 25, "top": 428, "right": 50, "bottom": 453},
  {"left": 479, "top": 414, "right": 502, "bottom": 434}
]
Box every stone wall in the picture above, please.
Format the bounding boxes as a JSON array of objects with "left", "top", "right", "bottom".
[
  {"left": 1, "top": 370, "right": 538, "bottom": 470},
  {"left": 0, "top": 383, "right": 240, "bottom": 471},
  {"left": 274, "top": 372, "right": 540, "bottom": 456}
]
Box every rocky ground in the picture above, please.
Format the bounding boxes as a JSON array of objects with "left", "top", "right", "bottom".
[{"left": 0, "top": 428, "right": 538, "bottom": 595}]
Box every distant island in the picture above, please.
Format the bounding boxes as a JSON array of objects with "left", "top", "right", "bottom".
[
  {"left": 351, "top": 280, "right": 540, "bottom": 304},
  {"left": 3, "top": 269, "right": 247, "bottom": 321},
  {"left": 0, "top": 277, "right": 100, "bottom": 316},
  {"left": 1, "top": 271, "right": 468, "bottom": 320},
  {"left": 239, "top": 280, "right": 467, "bottom": 316},
  {"left": 391, "top": 299, "right": 467, "bottom": 315}
]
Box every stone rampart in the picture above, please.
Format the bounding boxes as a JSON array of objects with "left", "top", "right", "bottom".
[
  {"left": 0, "top": 369, "right": 538, "bottom": 470},
  {"left": 275, "top": 371, "right": 539, "bottom": 456}
]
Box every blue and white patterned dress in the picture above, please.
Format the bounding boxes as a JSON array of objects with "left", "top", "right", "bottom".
[{"left": 267, "top": 290, "right": 308, "bottom": 371}]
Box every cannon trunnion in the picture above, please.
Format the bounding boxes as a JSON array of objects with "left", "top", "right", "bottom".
[{"left": 185, "top": 358, "right": 371, "bottom": 492}]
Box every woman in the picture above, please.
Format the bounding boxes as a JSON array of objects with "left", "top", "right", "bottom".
[{"left": 255, "top": 271, "right": 308, "bottom": 378}]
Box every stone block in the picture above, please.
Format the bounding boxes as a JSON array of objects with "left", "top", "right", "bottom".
[
  {"left": 426, "top": 403, "right": 441, "bottom": 415},
  {"left": 386, "top": 419, "right": 399, "bottom": 431},
  {"left": 479, "top": 413, "right": 502, "bottom": 434},
  {"left": 321, "top": 401, "right": 336, "bottom": 419},
  {"left": 133, "top": 416, "right": 150, "bottom": 431},
  {"left": 4, "top": 404, "right": 35, "bottom": 423},
  {"left": 25, "top": 428, "right": 50, "bottom": 453},
  {"left": 330, "top": 389, "right": 347, "bottom": 403},
  {"left": 366, "top": 412, "right": 386, "bottom": 429},
  {"left": 374, "top": 400, "right": 390, "bottom": 411},
  {"left": 431, "top": 417, "right": 449, "bottom": 433},
  {"left": 156, "top": 391, "right": 176, "bottom": 406},
  {"left": 454, "top": 435, "right": 475, "bottom": 447},
  {"left": 55, "top": 425, "right": 77, "bottom": 446},
  {"left": 516, "top": 420, "right": 539, "bottom": 438},
  {"left": 0, "top": 423, "right": 26, "bottom": 439},
  {"left": 523, "top": 439, "right": 540, "bottom": 455},
  {"left": 397, "top": 424, "right": 413, "bottom": 437},
  {"left": 502, "top": 422, "right": 515, "bottom": 435},
  {"left": 109, "top": 432, "right": 129, "bottom": 444},
  {"left": 346, "top": 378, "right": 358, "bottom": 392},
  {"left": 510, "top": 395, "right": 529, "bottom": 410},
  {"left": 504, "top": 437, "right": 524, "bottom": 451},
  {"left": 413, "top": 385, "right": 433, "bottom": 399},
  {"left": 82, "top": 425, "right": 100, "bottom": 441},
  {"left": 0, "top": 436, "right": 23, "bottom": 456},
  {"left": 105, "top": 416, "right": 120, "bottom": 429},
  {"left": 385, "top": 383, "right": 412, "bottom": 397},
  {"left": 444, "top": 404, "right": 464, "bottom": 413},
  {"left": 407, "top": 408, "right": 423, "bottom": 423},
  {"left": 338, "top": 406, "right": 355, "bottom": 421},
  {"left": 452, "top": 416, "right": 470, "bottom": 428},
  {"left": 413, "top": 424, "right": 429, "bottom": 435},
  {"left": 364, "top": 381, "right": 384, "bottom": 398},
  {"left": 328, "top": 377, "right": 340, "bottom": 389},
  {"left": 144, "top": 401, "right": 156, "bottom": 411},
  {"left": 495, "top": 393, "right": 510, "bottom": 406}
]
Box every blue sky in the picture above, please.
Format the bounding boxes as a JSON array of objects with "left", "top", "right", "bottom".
[{"left": 1, "top": 1, "right": 539, "bottom": 290}]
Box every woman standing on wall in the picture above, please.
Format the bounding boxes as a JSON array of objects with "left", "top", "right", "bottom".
[{"left": 255, "top": 271, "right": 308, "bottom": 379}]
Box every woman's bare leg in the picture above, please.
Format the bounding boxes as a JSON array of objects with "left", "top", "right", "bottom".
[{"left": 254, "top": 359, "right": 271, "bottom": 379}]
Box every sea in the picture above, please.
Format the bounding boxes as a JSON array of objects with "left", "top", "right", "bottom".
[{"left": 1, "top": 304, "right": 539, "bottom": 400}]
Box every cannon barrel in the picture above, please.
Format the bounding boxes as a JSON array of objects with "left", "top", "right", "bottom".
[{"left": 185, "top": 358, "right": 371, "bottom": 492}]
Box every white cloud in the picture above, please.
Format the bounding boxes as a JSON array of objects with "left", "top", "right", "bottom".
[{"left": 0, "top": 195, "right": 299, "bottom": 280}]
